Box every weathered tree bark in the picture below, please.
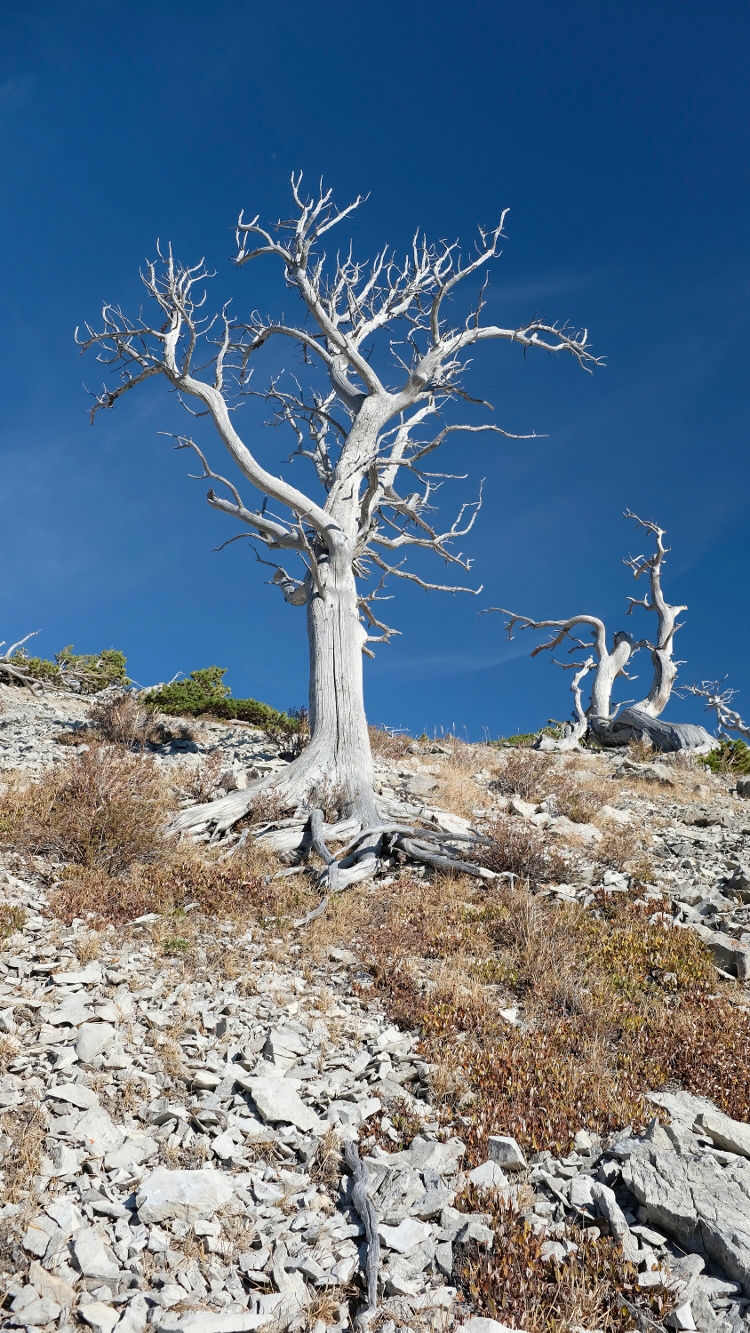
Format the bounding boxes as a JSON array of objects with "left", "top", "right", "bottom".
[
  {"left": 624, "top": 511, "right": 687, "bottom": 718},
  {"left": 534, "top": 656, "right": 594, "bottom": 751},
  {"left": 0, "top": 632, "right": 42, "bottom": 691},
  {"left": 590, "top": 707, "right": 717, "bottom": 753},
  {"left": 79, "top": 176, "right": 599, "bottom": 875},
  {"left": 486, "top": 607, "right": 641, "bottom": 746}
]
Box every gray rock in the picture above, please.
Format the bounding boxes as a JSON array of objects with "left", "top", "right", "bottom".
[
  {"left": 487, "top": 1135, "right": 526, "bottom": 1171},
  {"left": 154, "top": 1316, "right": 264, "bottom": 1333},
  {"left": 694, "top": 1109, "right": 750, "bottom": 1160},
  {"left": 78, "top": 1301, "right": 120, "bottom": 1333},
  {"left": 75, "top": 1022, "right": 116, "bottom": 1064},
  {"left": 136, "top": 1168, "right": 234, "bottom": 1224},
  {"left": 736, "top": 778, "right": 750, "bottom": 799},
  {"left": 590, "top": 1182, "right": 639, "bottom": 1262},
  {"left": 620, "top": 1122, "right": 750, "bottom": 1292},
  {"left": 238, "top": 1074, "right": 324, "bottom": 1133},
  {"left": 70, "top": 1227, "right": 121, "bottom": 1281},
  {"left": 457, "top": 1321, "right": 518, "bottom": 1333},
  {"left": 379, "top": 1218, "right": 432, "bottom": 1254},
  {"left": 8, "top": 1294, "right": 62, "bottom": 1327},
  {"left": 690, "top": 924, "right": 750, "bottom": 980},
  {"left": 466, "top": 1161, "right": 509, "bottom": 1191}
]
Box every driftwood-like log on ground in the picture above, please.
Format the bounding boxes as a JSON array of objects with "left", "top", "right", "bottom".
[{"left": 590, "top": 707, "right": 717, "bottom": 753}]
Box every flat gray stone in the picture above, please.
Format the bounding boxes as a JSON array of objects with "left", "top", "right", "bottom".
[
  {"left": 70, "top": 1227, "right": 121, "bottom": 1281},
  {"left": 695, "top": 1109, "right": 750, "bottom": 1159},
  {"left": 75, "top": 1022, "right": 116, "bottom": 1064},
  {"left": 487, "top": 1135, "right": 526, "bottom": 1171},
  {"left": 620, "top": 1122, "right": 750, "bottom": 1293},
  {"left": 78, "top": 1301, "right": 120, "bottom": 1333},
  {"left": 238, "top": 1074, "right": 324, "bottom": 1133},
  {"left": 457, "top": 1322, "right": 519, "bottom": 1333},
  {"left": 136, "top": 1167, "right": 234, "bottom": 1224},
  {"left": 155, "top": 1318, "right": 263, "bottom": 1333},
  {"left": 378, "top": 1218, "right": 432, "bottom": 1254},
  {"left": 466, "top": 1161, "right": 509, "bottom": 1190}
]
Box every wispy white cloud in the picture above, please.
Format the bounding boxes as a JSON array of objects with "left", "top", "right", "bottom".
[{"left": 368, "top": 641, "right": 529, "bottom": 679}]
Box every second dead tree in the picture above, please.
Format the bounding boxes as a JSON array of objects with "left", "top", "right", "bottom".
[{"left": 489, "top": 512, "right": 716, "bottom": 752}]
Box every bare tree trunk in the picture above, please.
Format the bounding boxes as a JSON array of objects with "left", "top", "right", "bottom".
[
  {"left": 285, "top": 550, "right": 377, "bottom": 822},
  {"left": 587, "top": 633, "right": 637, "bottom": 720},
  {"left": 624, "top": 511, "right": 687, "bottom": 718}
]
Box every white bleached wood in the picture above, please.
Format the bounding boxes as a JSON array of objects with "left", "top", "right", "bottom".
[
  {"left": 681, "top": 681, "right": 750, "bottom": 741},
  {"left": 624, "top": 510, "right": 687, "bottom": 717},
  {"left": 487, "top": 607, "right": 640, "bottom": 727},
  {"left": 80, "top": 175, "right": 598, "bottom": 870},
  {"left": 0, "top": 631, "right": 43, "bottom": 691}
]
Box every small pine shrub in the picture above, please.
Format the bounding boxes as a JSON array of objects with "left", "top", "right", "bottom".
[
  {"left": 702, "top": 738, "right": 750, "bottom": 775},
  {"left": 145, "top": 667, "right": 295, "bottom": 730},
  {"left": 12, "top": 646, "right": 129, "bottom": 694}
]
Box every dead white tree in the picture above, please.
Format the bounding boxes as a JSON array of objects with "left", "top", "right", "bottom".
[
  {"left": 487, "top": 512, "right": 713, "bottom": 750},
  {"left": 487, "top": 607, "right": 642, "bottom": 729},
  {"left": 623, "top": 510, "right": 687, "bottom": 716},
  {"left": 78, "top": 175, "right": 598, "bottom": 876},
  {"left": 534, "top": 656, "right": 595, "bottom": 752},
  {"left": 681, "top": 681, "right": 750, "bottom": 741},
  {"left": 0, "top": 632, "right": 42, "bottom": 691}
]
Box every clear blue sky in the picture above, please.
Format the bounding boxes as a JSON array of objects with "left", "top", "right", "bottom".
[{"left": 2, "top": 1, "right": 748, "bottom": 736}]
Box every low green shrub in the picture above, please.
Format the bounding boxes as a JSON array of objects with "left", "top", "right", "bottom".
[
  {"left": 493, "top": 720, "right": 566, "bottom": 748},
  {"left": 701, "top": 738, "right": 750, "bottom": 775},
  {"left": 144, "top": 667, "right": 295, "bottom": 730},
  {"left": 12, "top": 645, "right": 129, "bottom": 694}
]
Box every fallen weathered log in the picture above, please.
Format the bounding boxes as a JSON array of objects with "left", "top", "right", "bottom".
[{"left": 590, "top": 707, "right": 717, "bottom": 753}]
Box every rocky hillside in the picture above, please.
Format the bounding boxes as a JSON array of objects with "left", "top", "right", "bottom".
[{"left": 2, "top": 682, "right": 750, "bottom": 1333}]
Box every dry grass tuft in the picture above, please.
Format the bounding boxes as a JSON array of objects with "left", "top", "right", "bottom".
[
  {"left": 477, "top": 816, "right": 568, "bottom": 882},
  {"left": 493, "top": 748, "right": 551, "bottom": 800},
  {"left": 596, "top": 823, "right": 655, "bottom": 883},
  {"left": 456, "top": 1190, "right": 675, "bottom": 1332},
  {"left": 88, "top": 690, "right": 167, "bottom": 747},
  {"left": 368, "top": 725, "right": 413, "bottom": 760},
  {"left": 0, "top": 1104, "right": 46, "bottom": 1203},
  {"left": 309, "top": 1125, "right": 343, "bottom": 1189},
  {"left": 0, "top": 745, "right": 169, "bottom": 875},
  {"left": 0, "top": 902, "right": 26, "bottom": 941},
  {"left": 433, "top": 765, "right": 490, "bottom": 819},
  {"left": 49, "top": 841, "right": 312, "bottom": 930},
  {"left": 492, "top": 750, "right": 603, "bottom": 824}
]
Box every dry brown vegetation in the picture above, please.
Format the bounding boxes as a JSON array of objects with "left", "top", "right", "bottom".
[
  {"left": 88, "top": 690, "right": 167, "bottom": 747},
  {"left": 0, "top": 745, "right": 168, "bottom": 875},
  {"left": 0, "top": 1104, "right": 46, "bottom": 1204},
  {"left": 311, "top": 872, "right": 750, "bottom": 1160},
  {"left": 0, "top": 903, "right": 26, "bottom": 941},
  {"left": 475, "top": 815, "right": 568, "bottom": 881},
  {"left": 492, "top": 748, "right": 603, "bottom": 823},
  {"left": 49, "top": 842, "right": 314, "bottom": 930},
  {"left": 456, "top": 1190, "right": 676, "bottom": 1332},
  {"left": 367, "top": 725, "right": 413, "bottom": 760}
]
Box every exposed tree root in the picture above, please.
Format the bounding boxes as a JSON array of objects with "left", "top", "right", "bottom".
[
  {"left": 170, "top": 757, "right": 497, "bottom": 897},
  {"left": 344, "top": 1139, "right": 380, "bottom": 1332}
]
